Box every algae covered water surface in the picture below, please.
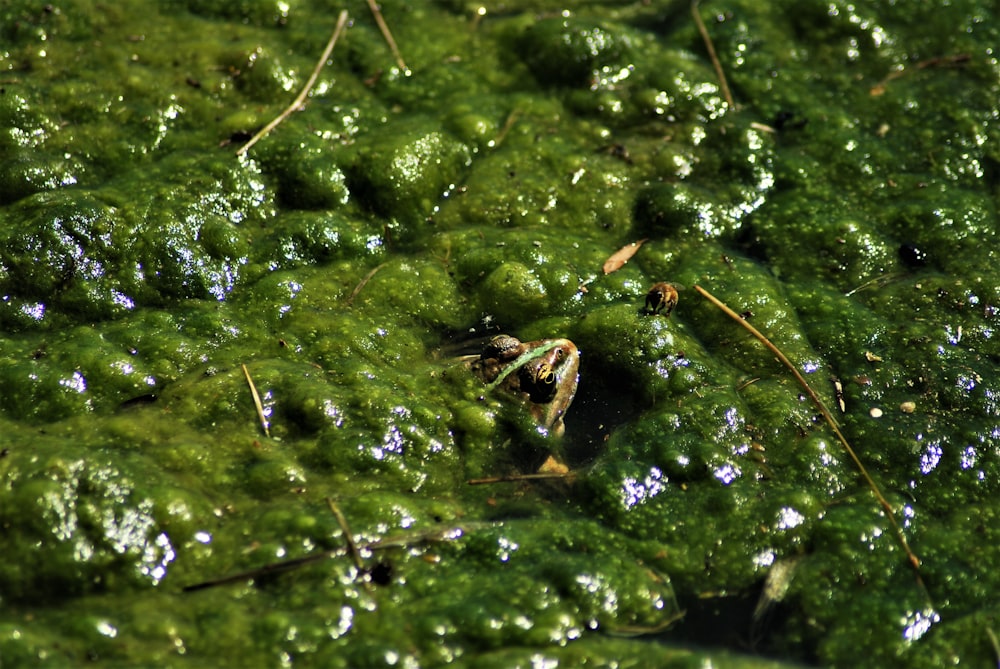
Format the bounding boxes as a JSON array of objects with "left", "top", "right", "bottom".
[{"left": 1, "top": 0, "right": 999, "bottom": 666}]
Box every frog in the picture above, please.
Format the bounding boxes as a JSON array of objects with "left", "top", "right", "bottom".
[{"left": 470, "top": 334, "right": 580, "bottom": 438}]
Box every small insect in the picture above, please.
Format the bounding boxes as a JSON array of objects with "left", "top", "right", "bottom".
[{"left": 644, "top": 282, "right": 681, "bottom": 316}]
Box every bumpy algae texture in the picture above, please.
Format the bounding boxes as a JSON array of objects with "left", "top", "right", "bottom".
[{"left": 1, "top": 0, "right": 999, "bottom": 666}]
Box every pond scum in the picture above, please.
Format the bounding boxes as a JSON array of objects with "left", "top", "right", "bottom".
[{"left": 2, "top": 0, "right": 999, "bottom": 667}]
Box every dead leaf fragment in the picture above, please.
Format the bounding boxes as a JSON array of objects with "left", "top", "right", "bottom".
[
  {"left": 537, "top": 455, "right": 570, "bottom": 476},
  {"left": 603, "top": 238, "right": 648, "bottom": 274}
]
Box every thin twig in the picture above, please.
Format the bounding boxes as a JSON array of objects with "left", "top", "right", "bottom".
[
  {"left": 236, "top": 10, "right": 350, "bottom": 156},
  {"left": 366, "top": 0, "right": 409, "bottom": 74},
  {"left": 183, "top": 524, "right": 471, "bottom": 592},
  {"left": 241, "top": 363, "right": 270, "bottom": 437},
  {"left": 691, "top": 0, "right": 735, "bottom": 110},
  {"left": 986, "top": 627, "right": 1000, "bottom": 668},
  {"left": 693, "top": 285, "right": 923, "bottom": 573},
  {"left": 491, "top": 109, "right": 521, "bottom": 148},
  {"left": 870, "top": 53, "right": 971, "bottom": 96},
  {"left": 467, "top": 471, "right": 574, "bottom": 485},
  {"left": 347, "top": 262, "right": 387, "bottom": 305},
  {"left": 184, "top": 546, "right": 343, "bottom": 591},
  {"left": 844, "top": 272, "right": 901, "bottom": 297},
  {"left": 606, "top": 609, "right": 687, "bottom": 637},
  {"left": 326, "top": 498, "right": 366, "bottom": 574}
]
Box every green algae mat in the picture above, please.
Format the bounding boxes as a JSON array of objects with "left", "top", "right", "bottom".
[{"left": 1, "top": 1, "right": 999, "bottom": 666}]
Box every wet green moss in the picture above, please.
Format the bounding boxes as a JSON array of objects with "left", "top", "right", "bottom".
[{"left": 1, "top": 0, "right": 999, "bottom": 666}]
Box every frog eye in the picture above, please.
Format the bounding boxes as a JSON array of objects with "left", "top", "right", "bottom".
[
  {"left": 535, "top": 363, "right": 556, "bottom": 386},
  {"left": 483, "top": 334, "right": 522, "bottom": 361},
  {"left": 521, "top": 362, "right": 557, "bottom": 403}
]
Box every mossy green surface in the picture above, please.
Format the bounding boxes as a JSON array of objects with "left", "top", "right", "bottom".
[{"left": 1, "top": 0, "right": 999, "bottom": 666}]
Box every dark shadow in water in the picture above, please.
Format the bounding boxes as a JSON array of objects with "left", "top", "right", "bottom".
[
  {"left": 653, "top": 585, "right": 820, "bottom": 667},
  {"left": 561, "top": 357, "right": 643, "bottom": 467}
]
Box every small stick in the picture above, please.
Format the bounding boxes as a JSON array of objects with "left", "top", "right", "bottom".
[
  {"left": 693, "top": 285, "right": 922, "bottom": 573},
  {"left": 365, "top": 0, "right": 409, "bottom": 74},
  {"left": 491, "top": 109, "right": 521, "bottom": 148},
  {"left": 467, "top": 471, "right": 574, "bottom": 485},
  {"left": 183, "top": 524, "right": 471, "bottom": 592},
  {"left": 691, "top": 0, "right": 735, "bottom": 110},
  {"left": 183, "top": 546, "right": 345, "bottom": 591},
  {"left": 844, "top": 272, "right": 901, "bottom": 297},
  {"left": 749, "top": 121, "right": 777, "bottom": 134},
  {"left": 606, "top": 609, "right": 687, "bottom": 637},
  {"left": 241, "top": 363, "right": 270, "bottom": 437},
  {"left": 326, "top": 498, "right": 366, "bottom": 574},
  {"left": 347, "top": 262, "right": 386, "bottom": 305},
  {"left": 236, "top": 10, "right": 350, "bottom": 156},
  {"left": 986, "top": 627, "right": 1000, "bottom": 668},
  {"left": 870, "top": 53, "right": 970, "bottom": 96},
  {"left": 735, "top": 376, "right": 760, "bottom": 392}
]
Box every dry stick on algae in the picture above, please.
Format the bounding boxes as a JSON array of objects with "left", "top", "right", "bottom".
[
  {"left": 326, "top": 498, "right": 374, "bottom": 591},
  {"left": 183, "top": 525, "right": 472, "bottom": 592},
  {"left": 870, "top": 53, "right": 970, "bottom": 96},
  {"left": 236, "top": 10, "right": 350, "bottom": 156},
  {"left": 326, "top": 498, "right": 366, "bottom": 575},
  {"left": 691, "top": 0, "right": 735, "bottom": 110},
  {"left": 365, "top": 0, "right": 409, "bottom": 74},
  {"left": 347, "top": 263, "right": 387, "bottom": 306},
  {"left": 467, "top": 471, "right": 575, "bottom": 486},
  {"left": 492, "top": 109, "right": 521, "bottom": 148},
  {"left": 986, "top": 627, "right": 1000, "bottom": 667},
  {"left": 241, "top": 363, "right": 270, "bottom": 438},
  {"left": 693, "top": 285, "right": 924, "bottom": 577}
]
